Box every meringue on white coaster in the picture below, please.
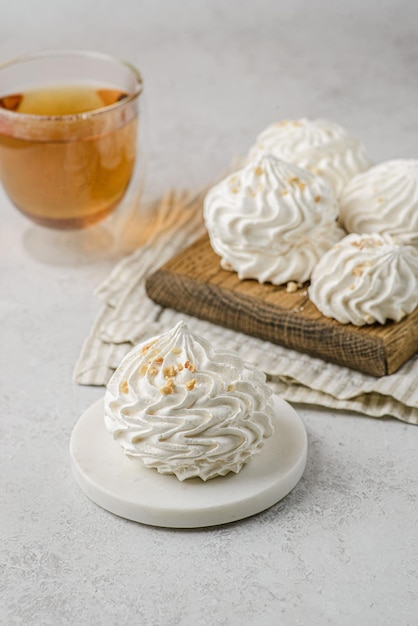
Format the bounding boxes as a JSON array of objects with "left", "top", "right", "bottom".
[
  {"left": 248, "top": 118, "right": 372, "bottom": 196},
  {"left": 104, "top": 321, "right": 275, "bottom": 481},
  {"left": 71, "top": 321, "right": 307, "bottom": 527},
  {"left": 204, "top": 154, "right": 344, "bottom": 284},
  {"left": 309, "top": 233, "right": 418, "bottom": 326},
  {"left": 339, "top": 159, "right": 418, "bottom": 240},
  {"left": 70, "top": 395, "right": 307, "bottom": 528}
]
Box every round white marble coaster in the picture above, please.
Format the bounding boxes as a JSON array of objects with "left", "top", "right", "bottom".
[{"left": 70, "top": 396, "right": 308, "bottom": 528}]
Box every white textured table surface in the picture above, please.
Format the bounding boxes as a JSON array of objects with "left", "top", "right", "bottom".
[{"left": 1, "top": 2, "right": 418, "bottom": 625}]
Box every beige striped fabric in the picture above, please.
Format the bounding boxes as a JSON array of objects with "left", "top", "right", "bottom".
[{"left": 74, "top": 189, "right": 418, "bottom": 424}]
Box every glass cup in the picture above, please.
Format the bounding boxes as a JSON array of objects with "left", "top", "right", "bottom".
[{"left": 0, "top": 50, "right": 143, "bottom": 231}]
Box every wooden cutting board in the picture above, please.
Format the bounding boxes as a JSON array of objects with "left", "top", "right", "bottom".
[{"left": 145, "top": 235, "right": 418, "bottom": 377}]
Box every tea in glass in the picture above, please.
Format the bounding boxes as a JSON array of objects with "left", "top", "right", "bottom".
[{"left": 0, "top": 51, "right": 143, "bottom": 230}]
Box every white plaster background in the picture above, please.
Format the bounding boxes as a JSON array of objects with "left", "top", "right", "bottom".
[{"left": 1, "top": 1, "right": 418, "bottom": 624}]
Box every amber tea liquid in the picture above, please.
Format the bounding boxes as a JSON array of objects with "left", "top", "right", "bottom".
[{"left": 0, "top": 84, "right": 138, "bottom": 229}]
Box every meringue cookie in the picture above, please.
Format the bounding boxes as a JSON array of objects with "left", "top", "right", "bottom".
[
  {"left": 104, "top": 321, "right": 274, "bottom": 481},
  {"left": 248, "top": 118, "right": 372, "bottom": 196},
  {"left": 204, "top": 154, "right": 345, "bottom": 284},
  {"left": 339, "top": 159, "right": 418, "bottom": 241},
  {"left": 309, "top": 233, "right": 418, "bottom": 325}
]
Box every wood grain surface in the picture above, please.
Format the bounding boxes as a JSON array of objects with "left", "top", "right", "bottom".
[{"left": 145, "top": 235, "right": 418, "bottom": 377}]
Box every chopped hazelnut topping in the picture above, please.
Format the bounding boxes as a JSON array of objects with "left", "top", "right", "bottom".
[
  {"left": 177, "top": 363, "right": 184, "bottom": 372},
  {"left": 231, "top": 187, "right": 239, "bottom": 194},
  {"left": 185, "top": 379, "right": 196, "bottom": 390},
  {"left": 352, "top": 265, "right": 363, "bottom": 277},
  {"left": 349, "top": 284, "right": 355, "bottom": 291},
  {"left": 154, "top": 356, "right": 164, "bottom": 365},
  {"left": 161, "top": 378, "right": 175, "bottom": 395},
  {"left": 314, "top": 195, "right": 321, "bottom": 203},
  {"left": 164, "top": 365, "right": 177, "bottom": 378},
  {"left": 171, "top": 347, "right": 182, "bottom": 355},
  {"left": 148, "top": 366, "right": 158, "bottom": 377},
  {"left": 139, "top": 365, "right": 148, "bottom": 376},
  {"left": 297, "top": 181, "right": 306, "bottom": 191},
  {"left": 351, "top": 237, "right": 383, "bottom": 250},
  {"left": 286, "top": 281, "right": 303, "bottom": 293},
  {"left": 140, "top": 340, "right": 156, "bottom": 355},
  {"left": 120, "top": 381, "right": 129, "bottom": 394},
  {"left": 184, "top": 360, "right": 196, "bottom": 373},
  {"left": 254, "top": 166, "right": 264, "bottom": 176},
  {"left": 227, "top": 384, "right": 235, "bottom": 392},
  {"left": 288, "top": 176, "right": 299, "bottom": 184}
]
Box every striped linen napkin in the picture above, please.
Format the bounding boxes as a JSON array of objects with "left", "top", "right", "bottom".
[{"left": 74, "top": 189, "right": 418, "bottom": 424}]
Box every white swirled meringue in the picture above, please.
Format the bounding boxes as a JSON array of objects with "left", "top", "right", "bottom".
[
  {"left": 104, "top": 321, "right": 274, "bottom": 481},
  {"left": 309, "top": 233, "right": 418, "bottom": 326},
  {"left": 339, "top": 159, "right": 418, "bottom": 241},
  {"left": 248, "top": 118, "right": 372, "bottom": 196},
  {"left": 204, "top": 154, "right": 345, "bottom": 284}
]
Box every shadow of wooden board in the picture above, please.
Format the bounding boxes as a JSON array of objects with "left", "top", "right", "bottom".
[{"left": 145, "top": 235, "right": 418, "bottom": 377}]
